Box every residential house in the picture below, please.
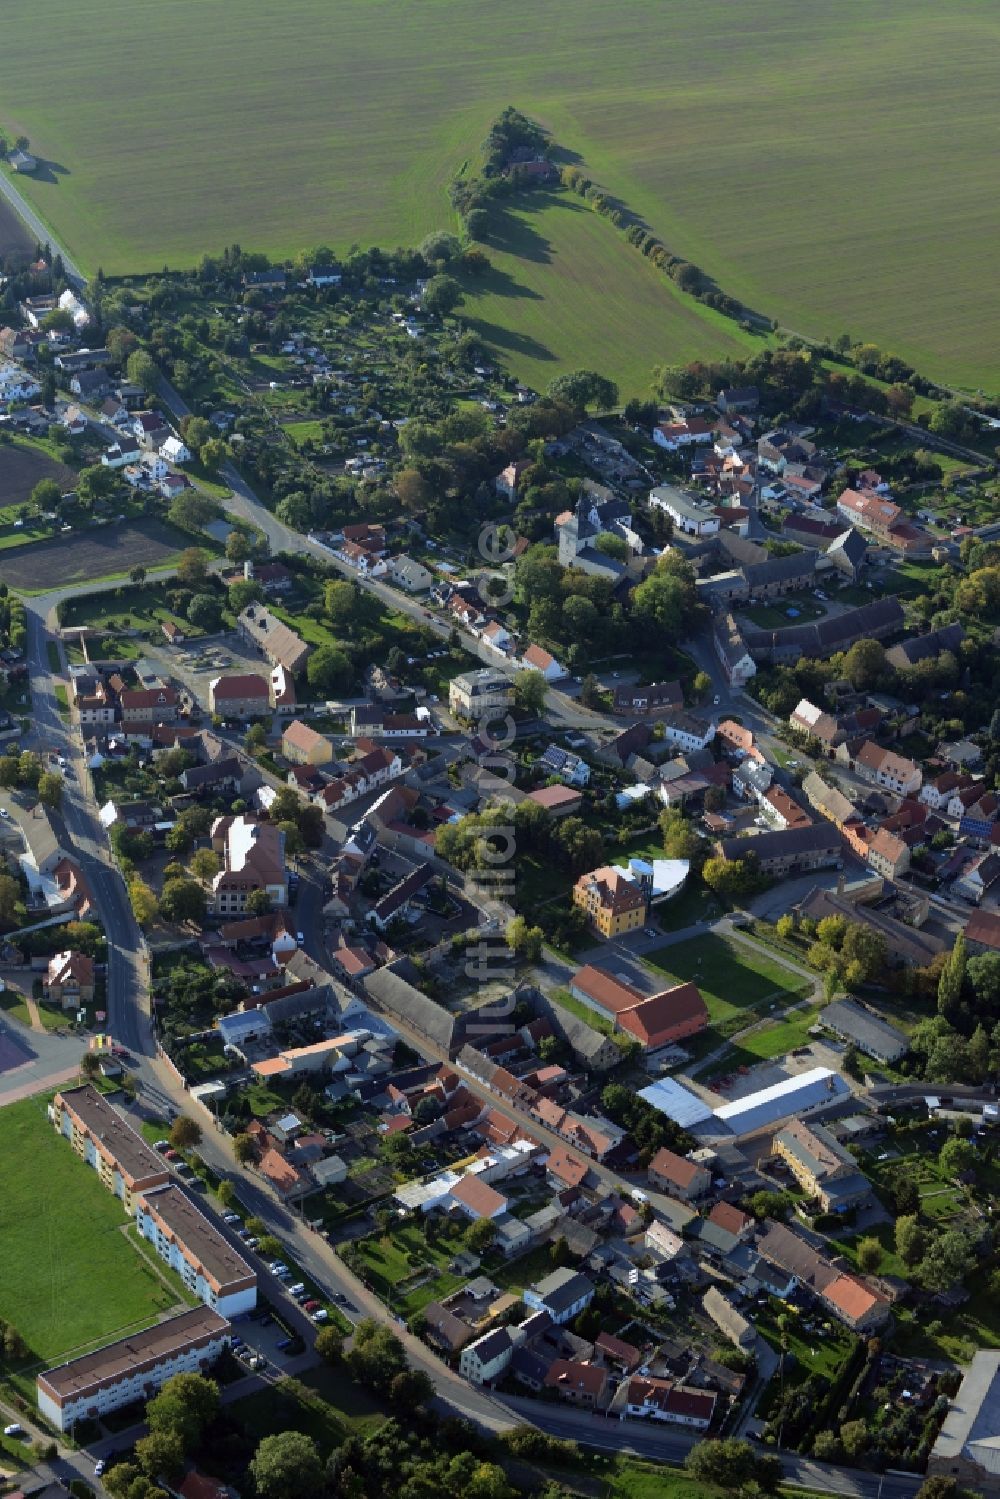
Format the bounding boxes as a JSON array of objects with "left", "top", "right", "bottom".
[
  {"left": 855, "top": 742, "right": 922, "bottom": 796},
  {"left": 208, "top": 674, "right": 270, "bottom": 718},
  {"left": 495, "top": 460, "right": 532, "bottom": 500},
  {"left": 210, "top": 816, "right": 287, "bottom": 916},
  {"left": 44, "top": 950, "right": 95, "bottom": 1008},
  {"left": 867, "top": 827, "right": 911, "bottom": 880},
  {"left": 448, "top": 669, "right": 515, "bottom": 719},
  {"left": 459, "top": 1327, "right": 515, "bottom": 1385},
  {"left": 238, "top": 605, "right": 310, "bottom": 676},
  {"left": 772, "top": 1119, "right": 872, "bottom": 1212},
  {"left": 702, "top": 1286, "right": 753, "bottom": 1348},
  {"left": 715, "top": 822, "right": 842, "bottom": 876},
  {"left": 119, "top": 687, "right": 179, "bottom": 727},
  {"left": 160, "top": 435, "right": 191, "bottom": 465},
  {"left": 281, "top": 719, "right": 334, "bottom": 766},
  {"left": 714, "top": 613, "right": 756, "bottom": 687},
  {"left": 659, "top": 710, "right": 717, "bottom": 754},
  {"left": 523, "top": 1268, "right": 595, "bottom": 1325},
  {"left": 387, "top": 555, "right": 433, "bottom": 593},
  {"left": 101, "top": 436, "right": 142, "bottom": 469},
  {"left": 612, "top": 681, "right": 683, "bottom": 718},
  {"left": 544, "top": 1359, "right": 608, "bottom": 1407},
  {"left": 572, "top": 865, "right": 647, "bottom": 939},
  {"left": 648, "top": 485, "right": 720, "bottom": 536},
  {"left": 622, "top": 1376, "right": 716, "bottom": 1429},
  {"left": 538, "top": 744, "right": 590, "bottom": 785},
  {"left": 526, "top": 785, "right": 583, "bottom": 818},
  {"left": 648, "top": 1147, "right": 711, "bottom": 1201},
  {"left": 827, "top": 527, "right": 869, "bottom": 581},
  {"left": 521, "top": 644, "right": 568, "bottom": 681}
]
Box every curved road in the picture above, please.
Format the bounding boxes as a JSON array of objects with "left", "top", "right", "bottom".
[{"left": 0, "top": 166, "right": 85, "bottom": 286}]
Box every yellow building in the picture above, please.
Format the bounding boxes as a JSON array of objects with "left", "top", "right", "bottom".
[{"left": 572, "top": 866, "right": 647, "bottom": 940}]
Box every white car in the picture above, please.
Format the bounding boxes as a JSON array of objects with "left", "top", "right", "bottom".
[
  {"left": 4, "top": 1424, "right": 23, "bottom": 1438},
  {"left": 311, "top": 1308, "right": 329, "bottom": 1323},
  {"left": 713, "top": 695, "right": 721, "bottom": 705}
]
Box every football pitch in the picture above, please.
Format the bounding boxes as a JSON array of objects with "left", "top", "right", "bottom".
[{"left": 3, "top": 0, "right": 999, "bottom": 392}]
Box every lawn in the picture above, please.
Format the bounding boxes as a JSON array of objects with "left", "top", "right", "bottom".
[
  {"left": 0, "top": 1094, "right": 189, "bottom": 1365},
  {"left": 739, "top": 595, "right": 826, "bottom": 630},
  {"left": 351, "top": 1222, "right": 466, "bottom": 1316},
  {"left": 643, "top": 934, "right": 811, "bottom": 1035},
  {"left": 458, "top": 191, "right": 754, "bottom": 398},
  {"left": 696, "top": 1004, "right": 825, "bottom": 1080},
  {"left": 549, "top": 987, "right": 616, "bottom": 1040},
  {"left": 58, "top": 580, "right": 211, "bottom": 637},
  {"left": 3, "top": 1, "right": 999, "bottom": 392},
  {"left": 233, "top": 1366, "right": 384, "bottom": 1455}
]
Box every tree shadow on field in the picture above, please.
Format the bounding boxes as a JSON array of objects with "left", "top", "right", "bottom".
[
  {"left": 464, "top": 317, "right": 556, "bottom": 364},
  {"left": 470, "top": 262, "right": 543, "bottom": 301}
]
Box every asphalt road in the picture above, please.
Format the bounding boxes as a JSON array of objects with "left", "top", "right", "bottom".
[{"left": 0, "top": 168, "right": 86, "bottom": 287}]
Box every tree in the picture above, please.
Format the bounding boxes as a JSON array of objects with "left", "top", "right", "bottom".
[
  {"left": 856, "top": 1236, "right": 882, "bottom": 1273},
  {"left": 324, "top": 579, "right": 357, "bottom": 625},
  {"left": 216, "top": 1180, "right": 236, "bottom": 1209},
  {"left": 631, "top": 569, "right": 690, "bottom": 639},
  {"left": 546, "top": 369, "right": 619, "bottom": 413},
  {"left": 145, "top": 1371, "right": 218, "bottom": 1451},
  {"left": 130, "top": 565, "right": 148, "bottom": 586},
  {"left": 389, "top": 1368, "right": 435, "bottom": 1412},
  {"left": 346, "top": 1319, "right": 409, "bottom": 1394},
  {"left": 164, "top": 821, "right": 193, "bottom": 856},
  {"left": 692, "top": 670, "right": 712, "bottom": 700},
  {"left": 135, "top": 1428, "right": 184, "bottom": 1484},
  {"left": 128, "top": 876, "right": 159, "bottom": 927},
  {"left": 169, "top": 1115, "right": 202, "bottom": 1150},
  {"left": 30, "top": 477, "right": 61, "bottom": 514},
  {"left": 187, "top": 593, "right": 223, "bottom": 632},
  {"left": 775, "top": 914, "right": 795, "bottom": 940},
  {"left": 80, "top": 1051, "right": 101, "bottom": 1081},
  {"left": 895, "top": 1215, "right": 925, "bottom": 1269},
  {"left": 37, "top": 771, "right": 63, "bottom": 809},
  {"left": 233, "top": 1133, "right": 256, "bottom": 1165},
  {"left": 307, "top": 643, "right": 352, "bottom": 696},
  {"left": 394, "top": 468, "right": 431, "bottom": 514},
  {"left": 506, "top": 915, "right": 543, "bottom": 962},
  {"left": 513, "top": 670, "right": 546, "bottom": 717},
  {"left": 465, "top": 1218, "right": 497, "bottom": 1254},
  {"left": 938, "top": 932, "right": 967, "bottom": 1021},
  {"left": 190, "top": 848, "right": 220, "bottom": 883},
  {"left": 168, "top": 491, "right": 217, "bottom": 533},
  {"left": 0, "top": 873, "right": 20, "bottom": 927},
  {"left": 225, "top": 530, "right": 252, "bottom": 565},
  {"left": 228, "top": 578, "right": 264, "bottom": 614},
  {"left": 249, "top": 1431, "right": 324, "bottom": 1499},
  {"left": 939, "top": 1136, "right": 976, "bottom": 1178},
  {"left": 421, "top": 274, "right": 463, "bottom": 317},
  {"left": 684, "top": 1439, "right": 779, "bottom": 1493},
  {"left": 918, "top": 1227, "right": 977, "bottom": 1292},
  {"left": 176, "top": 547, "right": 210, "bottom": 589},
  {"left": 201, "top": 437, "right": 227, "bottom": 472},
  {"left": 126, "top": 349, "right": 159, "bottom": 394},
  {"left": 315, "top": 1324, "right": 344, "bottom": 1364},
  {"left": 968, "top": 952, "right": 1000, "bottom": 1008},
  {"left": 841, "top": 638, "right": 887, "bottom": 691},
  {"left": 659, "top": 807, "right": 699, "bottom": 861},
  {"left": 246, "top": 889, "right": 273, "bottom": 916},
  {"left": 159, "top": 878, "right": 207, "bottom": 925}
]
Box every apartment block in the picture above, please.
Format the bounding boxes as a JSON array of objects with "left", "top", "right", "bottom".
[
  {"left": 135, "top": 1185, "right": 257, "bottom": 1317},
  {"left": 50, "top": 1084, "right": 170, "bottom": 1214},
  {"left": 37, "top": 1308, "right": 230, "bottom": 1432}
]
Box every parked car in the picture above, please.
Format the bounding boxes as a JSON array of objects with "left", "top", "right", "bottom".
[
  {"left": 311, "top": 1309, "right": 328, "bottom": 1324},
  {"left": 153, "top": 1140, "right": 170, "bottom": 1152},
  {"left": 304, "top": 1299, "right": 320, "bottom": 1312},
  {"left": 288, "top": 1282, "right": 305, "bottom": 1295},
  {"left": 222, "top": 1213, "right": 241, "bottom": 1225},
  {"left": 95, "top": 1459, "right": 106, "bottom": 1477},
  {"left": 3, "top": 1424, "right": 23, "bottom": 1438}
]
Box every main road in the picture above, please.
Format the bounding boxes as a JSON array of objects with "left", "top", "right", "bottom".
[{"left": 0, "top": 165, "right": 86, "bottom": 287}]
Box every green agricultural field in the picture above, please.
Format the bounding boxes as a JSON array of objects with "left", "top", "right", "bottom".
[
  {"left": 0, "top": 1094, "right": 188, "bottom": 1364},
  {"left": 458, "top": 192, "right": 754, "bottom": 397},
  {"left": 4, "top": 1, "right": 1000, "bottom": 392},
  {"left": 644, "top": 934, "right": 811, "bottom": 1036}
]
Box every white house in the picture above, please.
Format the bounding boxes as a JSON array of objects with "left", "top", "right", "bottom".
[
  {"left": 459, "top": 1327, "right": 515, "bottom": 1385},
  {"left": 0, "top": 363, "right": 41, "bottom": 404},
  {"left": 480, "top": 620, "right": 513, "bottom": 655},
  {"left": 101, "top": 438, "right": 141, "bottom": 469},
  {"left": 523, "top": 1268, "right": 595, "bottom": 1325},
  {"left": 521, "top": 644, "right": 568, "bottom": 682},
  {"left": 143, "top": 454, "right": 169, "bottom": 483},
  {"left": 160, "top": 435, "right": 191, "bottom": 465},
  {"left": 648, "top": 485, "right": 720, "bottom": 537},
  {"left": 659, "top": 711, "right": 717, "bottom": 754}
]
